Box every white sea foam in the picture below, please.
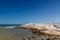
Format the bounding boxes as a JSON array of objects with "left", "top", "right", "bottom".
[
  {"left": 21, "top": 23, "right": 60, "bottom": 31},
  {"left": 5, "top": 26, "right": 16, "bottom": 28}
]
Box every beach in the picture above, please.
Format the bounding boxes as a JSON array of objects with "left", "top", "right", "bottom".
[
  {"left": 0, "top": 25, "right": 60, "bottom": 40},
  {"left": 0, "top": 26, "right": 33, "bottom": 40}
]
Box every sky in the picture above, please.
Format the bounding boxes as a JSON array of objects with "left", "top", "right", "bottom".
[{"left": 0, "top": 0, "right": 60, "bottom": 24}]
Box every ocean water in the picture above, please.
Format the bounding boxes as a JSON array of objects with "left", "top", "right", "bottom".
[
  {"left": 0, "top": 26, "right": 35, "bottom": 40},
  {"left": 0, "top": 26, "right": 49, "bottom": 40},
  {"left": 0, "top": 26, "right": 60, "bottom": 40},
  {"left": 0, "top": 27, "right": 29, "bottom": 40}
]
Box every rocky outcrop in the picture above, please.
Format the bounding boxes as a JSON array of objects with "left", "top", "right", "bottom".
[{"left": 16, "top": 23, "right": 60, "bottom": 36}]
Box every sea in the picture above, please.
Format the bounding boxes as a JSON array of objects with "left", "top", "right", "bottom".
[
  {"left": 0, "top": 24, "right": 38, "bottom": 40},
  {"left": 0, "top": 24, "right": 60, "bottom": 40}
]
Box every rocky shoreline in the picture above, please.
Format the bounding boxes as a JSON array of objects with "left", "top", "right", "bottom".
[
  {"left": 15, "top": 23, "right": 60, "bottom": 40},
  {"left": 16, "top": 23, "right": 60, "bottom": 36}
]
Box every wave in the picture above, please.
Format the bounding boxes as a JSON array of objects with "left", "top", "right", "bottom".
[{"left": 5, "top": 26, "right": 16, "bottom": 29}]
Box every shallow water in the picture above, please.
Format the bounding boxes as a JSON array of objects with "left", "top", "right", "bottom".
[
  {"left": 0, "top": 27, "right": 60, "bottom": 40},
  {"left": 0, "top": 27, "right": 34, "bottom": 40}
]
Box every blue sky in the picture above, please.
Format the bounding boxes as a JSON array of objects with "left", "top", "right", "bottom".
[{"left": 0, "top": 0, "right": 60, "bottom": 24}]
